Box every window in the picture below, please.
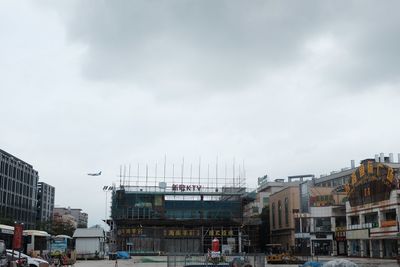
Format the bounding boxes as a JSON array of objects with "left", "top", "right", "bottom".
[
  {"left": 278, "top": 200, "right": 282, "bottom": 228},
  {"left": 350, "top": 216, "right": 359, "bottom": 225},
  {"left": 315, "top": 217, "right": 331, "bottom": 232},
  {"left": 384, "top": 209, "right": 396, "bottom": 221},
  {"left": 272, "top": 203, "right": 275, "bottom": 229},
  {"left": 285, "top": 197, "right": 289, "bottom": 226}
]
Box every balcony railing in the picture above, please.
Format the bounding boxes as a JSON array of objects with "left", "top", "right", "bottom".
[
  {"left": 347, "top": 222, "right": 378, "bottom": 230},
  {"left": 381, "top": 220, "right": 397, "bottom": 227},
  {"left": 314, "top": 226, "right": 331, "bottom": 232}
]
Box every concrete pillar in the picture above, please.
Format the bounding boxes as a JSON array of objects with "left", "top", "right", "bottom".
[
  {"left": 360, "top": 239, "right": 365, "bottom": 257},
  {"left": 359, "top": 214, "right": 365, "bottom": 226},
  {"left": 397, "top": 238, "right": 400, "bottom": 258},
  {"left": 332, "top": 240, "right": 337, "bottom": 256},
  {"left": 347, "top": 240, "right": 351, "bottom": 256},
  {"left": 369, "top": 239, "right": 373, "bottom": 258},
  {"left": 379, "top": 240, "right": 384, "bottom": 258}
]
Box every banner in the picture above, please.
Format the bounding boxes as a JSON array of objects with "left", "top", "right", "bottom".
[{"left": 12, "top": 223, "right": 23, "bottom": 250}]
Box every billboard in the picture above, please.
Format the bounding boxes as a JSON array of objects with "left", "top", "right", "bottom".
[
  {"left": 345, "top": 160, "right": 397, "bottom": 207},
  {"left": 12, "top": 224, "right": 23, "bottom": 250}
]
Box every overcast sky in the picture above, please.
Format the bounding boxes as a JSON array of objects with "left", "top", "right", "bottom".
[{"left": 1, "top": 0, "right": 400, "bottom": 227}]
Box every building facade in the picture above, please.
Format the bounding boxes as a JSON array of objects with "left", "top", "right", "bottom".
[
  {"left": 36, "top": 182, "right": 55, "bottom": 223},
  {"left": 53, "top": 207, "right": 88, "bottom": 228},
  {"left": 295, "top": 186, "right": 347, "bottom": 256},
  {"left": 269, "top": 185, "right": 300, "bottom": 252},
  {"left": 108, "top": 184, "right": 251, "bottom": 254},
  {"left": 0, "top": 149, "right": 39, "bottom": 229},
  {"left": 345, "top": 158, "right": 400, "bottom": 259}
]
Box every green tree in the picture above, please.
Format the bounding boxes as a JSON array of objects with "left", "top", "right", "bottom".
[
  {"left": 36, "top": 220, "right": 53, "bottom": 233},
  {"left": 0, "top": 216, "right": 14, "bottom": 226},
  {"left": 259, "top": 206, "right": 270, "bottom": 252},
  {"left": 51, "top": 220, "right": 76, "bottom": 237}
]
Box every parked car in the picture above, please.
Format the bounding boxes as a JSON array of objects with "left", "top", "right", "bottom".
[
  {"left": 7, "top": 250, "right": 49, "bottom": 267},
  {"left": 0, "top": 240, "right": 7, "bottom": 267},
  {"left": 5, "top": 251, "right": 28, "bottom": 267}
]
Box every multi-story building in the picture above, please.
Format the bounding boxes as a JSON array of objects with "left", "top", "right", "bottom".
[
  {"left": 293, "top": 153, "right": 400, "bottom": 259},
  {"left": 345, "top": 155, "right": 400, "bottom": 259},
  {"left": 108, "top": 182, "right": 252, "bottom": 254},
  {"left": 36, "top": 182, "right": 55, "bottom": 223},
  {"left": 0, "top": 149, "right": 39, "bottom": 229},
  {"left": 53, "top": 207, "right": 88, "bottom": 228},
  {"left": 293, "top": 161, "right": 357, "bottom": 256},
  {"left": 304, "top": 187, "right": 347, "bottom": 256},
  {"left": 269, "top": 184, "right": 300, "bottom": 252},
  {"left": 256, "top": 178, "right": 286, "bottom": 214}
]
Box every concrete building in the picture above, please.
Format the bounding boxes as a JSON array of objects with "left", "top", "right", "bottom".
[
  {"left": 256, "top": 178, "right": 286, "bottom": 214},
  {"left": 269, "top": 184, "right": 300, "bottom": 252},
  {"left": 293, "top": 162, "right": 356, "bottom": 256},
  {"left": 295, "top": 185, "right": 348, "bottom": 256},
  {"left": 73, "top": 226, "right": 107, "bottom": 259},
  {"left": 53, "top": 207, "right": 88, "bottom": 228},
  {"left": 108, "top": 182, "right": 252, "bottom": 254},
  {"left": 36, "top": 182, "right": 55, "bottom": 222},
  {"left": 345, "top": 156, "right": 400, "bottom": 259},
  {"left": 0, "top": 149, "right": 39, "bottom": 229},
  {"left": 292, "top": 152, "right": 400, "bottom": 259}
]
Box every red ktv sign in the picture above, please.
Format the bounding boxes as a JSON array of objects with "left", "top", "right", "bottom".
[{"left": 172, "top": 184, "right": 202, "bottom": 192}]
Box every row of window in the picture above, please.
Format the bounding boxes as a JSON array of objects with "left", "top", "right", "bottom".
[
  {"left": 0, "top": 160, "right": 37, "bottom": 183},
  {"left": 0, "top": 176, "right": 37, "bottom": 198},
  {"left": 0, "top": 205, "right": 36, "bottom": 226},
  {"left": 0, "top": 191, "right": 37, "bottom": 209},
  {"left": 271, "top": 198, "right": 289, "bottom": 229},
  {"left": 349, "top": 209, "right": 397, "bottom": 225},
  {"left": 315, "top": 176, "right": 349, "bottom": 188}
]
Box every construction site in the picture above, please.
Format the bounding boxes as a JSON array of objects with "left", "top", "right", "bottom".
[{"left": 105, "top": 160, "right": 259, "bottom": 254}]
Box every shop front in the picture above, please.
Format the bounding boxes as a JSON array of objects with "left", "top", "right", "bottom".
[
  {"left": 312, "top": 240, "right": 332, "bottom": 256},
  {"left": 383, "top": 239, "right": 398, "bottom": 258},
  {"left": 346, "top": 229, "right": 369, "bottom": 257},
  {"left": 295, "top": 237, "right": 311, "bottom": 255},
  {"left": 335, "top": 227, "right": 347, "bottom": 256},
  {"left": 311, "top": 233, "right": 333, "bottom": 256}
]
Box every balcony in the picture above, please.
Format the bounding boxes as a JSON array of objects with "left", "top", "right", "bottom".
[
  {"left": 295, "top": 232, "right": 310, "bottom": 239},
  {"left": 347, "top": 222, "right": 378, "bottom": 230},
  {"left": 380, "top": 220, "right": 397, "bottom": 227},
  {"left": 314, "top": 226, "right": 331, "bottom": 232}
]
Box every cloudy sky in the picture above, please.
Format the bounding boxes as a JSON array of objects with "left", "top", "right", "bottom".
[{"left": 1, "top": 0, "right": 400, "bottom": 227}]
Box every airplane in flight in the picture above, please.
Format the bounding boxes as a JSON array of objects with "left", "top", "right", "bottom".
[{"left": 87, "top": 171, "right": 102, "bottom": 176}]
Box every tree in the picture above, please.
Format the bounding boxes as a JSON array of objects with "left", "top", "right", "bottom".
[
  {"left": 36, "top": 220, "right": 53, "bottom": 233},
  {"left": 51, "top": 220, "right": 76, "bottom": 237},
  {"left": 259, "top": 206, "right": 270, "bottom": 252},
  {"left": 0, "top": 216, "right": 14, "bottom": 226}
]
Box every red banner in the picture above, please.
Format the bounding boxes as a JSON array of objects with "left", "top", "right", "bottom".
[{"left": 12, "top": 223, "right": 23, "bottom": 250}]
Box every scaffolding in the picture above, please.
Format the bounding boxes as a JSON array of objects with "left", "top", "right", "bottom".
[{"left": 107, "top": 161, "right": 258, "bottom": 254}]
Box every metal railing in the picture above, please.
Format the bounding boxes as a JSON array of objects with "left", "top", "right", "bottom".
[{"left": 167, "top": 253, "right": 265, "bottom": 267}]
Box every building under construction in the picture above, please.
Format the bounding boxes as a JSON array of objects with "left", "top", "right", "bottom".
[{"left": 106, "top": 162, "right": 255, "bottom": 254}]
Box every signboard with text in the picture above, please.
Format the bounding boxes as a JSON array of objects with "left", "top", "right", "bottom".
[
  {"left": 345, "top": 160, "right": 397, "bottom": 207},
  {"left": 12, "top": 223, "right": 23, "bottom": 250}
]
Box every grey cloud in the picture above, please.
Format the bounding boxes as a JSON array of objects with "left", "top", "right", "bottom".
[{"left": 52, "top": 0, "right": 333, "bottom": 92}]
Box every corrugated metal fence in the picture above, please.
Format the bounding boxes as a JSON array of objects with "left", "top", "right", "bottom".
[{"left": 167, "top": 254, "right": 265, "bottom": 267}]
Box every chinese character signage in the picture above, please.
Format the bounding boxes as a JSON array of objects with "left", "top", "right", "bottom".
[
  {"left": 172, "top": 184, "right": 202, "bottom": 192},
  {"left": 346, "top": 160, "right": 397, "bottom": 207},
  {"left": 309, "top": 195, "right": 334, "bottom": 207},
  {"left": 13, "top": 223, "right": 23, "bottom": 250},
  {"left": 163, "top": 229, "right": 201, "bottom": 237},
  {"left": 118, "top": 228, "right": 144, "bottom": 236},
  {"left": 208, "top": 229, "right": 234, "bottom": 237}
]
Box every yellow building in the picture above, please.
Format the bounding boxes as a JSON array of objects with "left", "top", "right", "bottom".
[{"left": 269, "top": 185, "right": 300, "bottom": 252}]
